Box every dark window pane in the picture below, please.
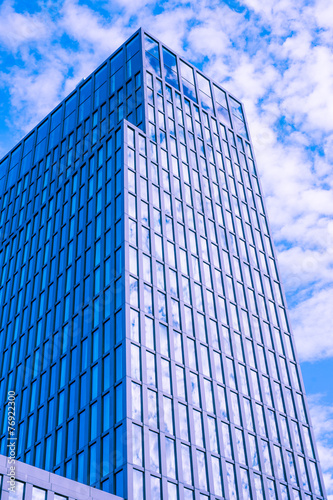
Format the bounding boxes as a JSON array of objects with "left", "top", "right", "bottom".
[
  {"left": 95, "top": 63, "right": 108, "bottom": 88},
  {"left": 80, "top": 78, "right": 92, "bottom": 103},
  {"left": 111, "top": 49, "right": 124, "bottom": 74},
  {"left": 65, "top": 93, "right": 77, "bottom": 116},
  {"left": 127, "top": 34, "right": 140, "bottom": 60}
]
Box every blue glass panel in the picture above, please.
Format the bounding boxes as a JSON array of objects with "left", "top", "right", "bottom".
[
  {"left": 51, "top": 107, "right": 62, "bottom": 130},
  {"left": 6, "top": 165, "right": 19, "bottom": 189},
  {"left": 145, "top": 52, "right": 161, "bottom": 77},
  {"left": 182, "top": 80, "right": 197, "bottom": 102},
  {"left": 56, "top": 427, "right": 63, "bottom": 464},
  {"left": 199, "top": 90, "right": 213, "bottom": 111},
  {"left": 20, "top": 151, "right": 32, "bottom": 175},
  {"left": 23, "top": 132, "right": 35, "bottom": 155},
  {"left": 103, "top": 392, "right": 111, "bottom": 432},
  {"left": 63, "top": 112, "right": 76, "bottom": 136},
  {"left": 91, "top": 403, "right": 98, "bottom": 440},
  {"left": 164, "top": 65, "right": 179, "bottom": 90},
  {"left": 213, "top": 84, "right": 228, "bottom": 107},
  {"left": 115, "top": 469, "right": 124, "bottom": 497},
  {"left": 229, "top": 96, "right": 244, "bottom": 120},
  {"left": 216, "top": 104, "right": 231, "bottom": 126},
  {"left": 45, "top": 436, "right": 52, "bottom": 469},
  {"left": 115, "top": 425, "right": 123, "bottom": 467},
  {"left": 133, "top": 469, "right": 144, "bottom": 500},
  {"left": 0, "top": 155, "right": 9, "bottom": 175},
  {"left": 79, "top": 78, "right": 92, "bottom": 103},
  {"left": 111, "top": 67, "right": 124, "bottom": 94},
  {"left": 49, "top": 125, "right": 61, "bottom": 149},
  {"left": 127, "top": 34, "right": 140, "bottom": 60},
  {"left": 145, "top": 34, "right": 159, "bottom": 59},
  {"left": 102, "top": 434, "right": 110, "bottom": 475},
  {"left": 10, "top": 144, "right": 21, "bottom": 168},
  {"left": 232, "top": 116, "right": 249, "bottom": 140},
  {"left": 94, "top": 82, "right": 107, "bottom": 107},
  {"left": 95, "top": 63, "right": 107, "bottom": 88},
  {"left": 162, "top": 47, "right": 177, "bottom": 72},
  {"left": 65, "top": 93, "right": 77, "bottom": 116},
  {"left": 115, "top": 345, "right": 123, "bottom": 381},
  {"left": 79, "top": 410, "right": 86, "bottom": 448},
  {"left": 78, "top": 96, "right": 91, "bottom": 121},
  {"left": 37, "top": 120, "right": 48, "bottom": 143},
  {"left": 77, "top": 451, "right": 84, "bottom": 482},
  {"left": 111, "top": 49, "right": 124, "bottom": 74},
  {"left": 127, "top": 51, "right": 141, "bottom": 79},
  {"left": 197, "top": 72, "right": 211, "bottom": 96}
]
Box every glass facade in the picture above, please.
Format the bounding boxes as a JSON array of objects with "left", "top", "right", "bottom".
[{"left": 0, "top": 28, "right": 326, "bottom": 500}]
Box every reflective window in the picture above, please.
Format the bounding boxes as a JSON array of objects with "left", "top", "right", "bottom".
[
  {"left": 9, "top": 481, "right": 25, "bottom": 500},
  {"left": 253, "top": 474, "right": 264, "bottom": 500},
  {"left": 248, "top": 434, "right": 259, "bottom": 469},
  {"left": 261, "top": 439, "right": 272, "bottom": 475},
  {"left": 193, "top": 409, "right": 204, "bottom": 447},
  {"left": 298, "top": 455, "right": 310, "bottom": 490},
  {"left": 147, "top": 389, "right": 158, "bottom": 427},
  {"left": 146, "top": 351, "right": 156, "bottom": 387},
  {"left": 149, "top": 431, "right": 160, "bottom": 472},
  {"left": 133, "top": 469, "right": 144, "bottom": 500},
  {"left": 196, "top": 450, "right": 207, "bottom": 490},
  {"left": 145, "top": 35, "right": 161, "bottom": 77},
  {"left": 176, "top": 366, "right": 186, "bottom": 399},
  {"left": 267, "top": 478, "right": 277, "bottom": 500},
  {"left": 190, "top": 372, "right": 200, "bottom": 406},
  {"left": 163, "top": 47, "right": 179, "bottom": 90},
  {"left": 131, "top": 344, "right": 141, "bottom": 380},
  {"left": 163, "top": 396, "right": 174, "bottom": 435},
  {"left": 161, "top": 358, "right": 171, "bottom": 393},
  {"left": 240, "top": 468, "right": 251, "bottom": 500},
  {"left": 151, "top": 476, "right": 161, "bottom": 500},
  {"left": 181, "top": 444, "right": 192, "bottom": 485},
  {"left": 165, "top": 437, "right": 176, "bottom": 479},
  {"left": 309, "top": 460, "right": 322, "bottom": 496},
  {"left": 226, "top": 462, "right": 237, "bottom": 500},
  {"left": 207, "top": 416, "right": 218, "bottom": 453},
  {"left": 179, "top": 403, "right": 189, "bottom": 440},
  {"left": 274, "top": 445, "right": 286, "bottom": 480},
  {"left": 131, "top": 382, "right": 141, "bottom": 421},
  {"left": 132, "top": 424, "right": 143, "bottom": 465},
  {"left": 222, "top": 422, "right": 233, "bottom": 459}
]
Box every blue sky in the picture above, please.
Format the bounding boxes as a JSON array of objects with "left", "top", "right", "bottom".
[{"left": 0, "top": 0, "right": 332, "bottom": 495}]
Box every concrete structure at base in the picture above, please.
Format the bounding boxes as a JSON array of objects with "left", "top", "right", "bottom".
[{"left": 0, "top": 454, "right": 123, "bottom": 499}]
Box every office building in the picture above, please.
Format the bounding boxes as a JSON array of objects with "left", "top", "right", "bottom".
[{"left": 0, "top": 28, "right": 327, "bottom": 500}]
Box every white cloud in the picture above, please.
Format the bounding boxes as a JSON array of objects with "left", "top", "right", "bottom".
[
  {"left": 59, "top": 0, "right": 126, "bottom": 56},
  {"left": 0, "top": 1, "right": 50, "bottom": 51},
  {"left": 290, "top": 289, "right": 333, "bottom": 361},
  {"left": 313, "top": 0, "right": 333, "bottom": 32},
  {"left": 4, "top": 63, "right": 65, "bottom": 130}
]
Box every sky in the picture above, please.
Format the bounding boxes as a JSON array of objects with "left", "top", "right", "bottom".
[{"left": 0, "top": 0, "right": 332, "bottom": 495}]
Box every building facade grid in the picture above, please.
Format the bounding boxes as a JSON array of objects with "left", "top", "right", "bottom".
[{"left": 0, "top": 28, "right": 327, "bottom": 500}]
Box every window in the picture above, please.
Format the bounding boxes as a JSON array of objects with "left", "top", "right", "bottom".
[
  {"left": 149, "top": 431, "right": 160, "bottom": 472},
  {"left": 165, "top": 437, "right": 176, "bottom": 479},
  {"left": 132, "top": 424, "right": 143, "bottom": 466},
  {"left": 181, "top": 444, "right": 192, "bottom": 485}
]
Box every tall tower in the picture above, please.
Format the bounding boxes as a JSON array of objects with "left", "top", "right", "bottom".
[{"left": 0, "top": 29, "right": 327, "bottom": 500}]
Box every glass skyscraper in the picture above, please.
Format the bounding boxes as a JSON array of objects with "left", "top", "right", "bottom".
[{"left": 0, "top": 28, "right": 327, "bottom": 500}]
